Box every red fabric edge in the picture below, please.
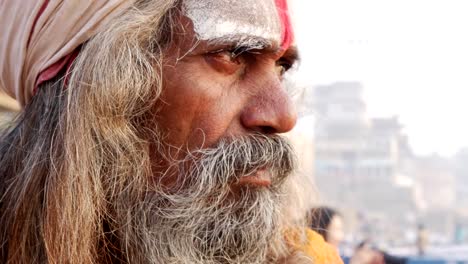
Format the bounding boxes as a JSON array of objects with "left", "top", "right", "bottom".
[
  {"left": 275, "top": 0, "right": 294, "bottom": 50},
  {"left": 30, "top": 0, "right": 80, "bottom": 94}
]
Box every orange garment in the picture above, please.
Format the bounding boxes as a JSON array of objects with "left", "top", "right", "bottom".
[{"left": 288, "top": 228, "right": 344, "bottom": 264}]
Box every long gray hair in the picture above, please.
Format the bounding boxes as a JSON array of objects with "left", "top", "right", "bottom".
[{"left": 0, "top": 1, "right": 178, "bottom": 262}]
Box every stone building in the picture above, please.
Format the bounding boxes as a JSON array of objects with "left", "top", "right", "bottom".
[{"left": 311, "top": 82, "right": 417, "bottom": 245}]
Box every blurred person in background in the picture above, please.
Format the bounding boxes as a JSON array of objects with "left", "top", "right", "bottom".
[
  {"left": 350, "top": 240, "right": 407, "bottom": 264},
  {"left": 309, "top": 207, "right": 407, "bottom": 264},
  {"left": 416, "top": 223, "right": 429, "bottom": 256},
  {"left": 309, "top": 207, "right": 345, "bottom": 250},
  {"left": 350, "top": 241, "right": 385, "bottom": 264}
]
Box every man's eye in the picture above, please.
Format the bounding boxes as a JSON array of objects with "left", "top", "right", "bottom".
[
  {"left": 205, "top": 49, "right": 245, "bottom": 75},
  {"left": 277, "top": 58, "right": 293, "bottom": 76}
]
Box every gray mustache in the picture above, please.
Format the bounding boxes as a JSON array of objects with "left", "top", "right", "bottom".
[{"left": 179, "top": 133, "right": 296, "bottom": 189}]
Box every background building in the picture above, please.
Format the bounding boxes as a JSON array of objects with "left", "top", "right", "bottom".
[{"left": 309, "top": 81, "right": 463, "bottom": 249}]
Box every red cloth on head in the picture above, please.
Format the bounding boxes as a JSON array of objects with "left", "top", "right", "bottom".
[{"left": 275, "top": 0, "right": 294, "bottom": 50}]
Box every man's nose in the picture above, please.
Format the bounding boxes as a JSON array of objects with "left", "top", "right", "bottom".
[{"left": 240, "top": 80, "right": 297, "bottom": 134}]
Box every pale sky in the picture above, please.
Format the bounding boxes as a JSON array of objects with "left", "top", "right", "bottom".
[{"left": 290, "top": 0, "right": 468, "bottom": 157}]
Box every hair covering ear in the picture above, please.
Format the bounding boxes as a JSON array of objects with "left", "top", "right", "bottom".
[{"left": 0, "top": 0, "right": 133, "bottom": 106}]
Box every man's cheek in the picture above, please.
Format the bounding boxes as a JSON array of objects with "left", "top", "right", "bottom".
[{"left": 185, "top": 112, "right": 232, "bottom": 150}]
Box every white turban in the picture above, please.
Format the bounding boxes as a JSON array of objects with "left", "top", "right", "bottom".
[{"left": 0, "top": 0, "right": 132, "bottom": 106}]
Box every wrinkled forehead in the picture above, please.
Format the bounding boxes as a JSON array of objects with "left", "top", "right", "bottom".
[{"left": 183, "top": 0, "right": 292, "bottom": 50}]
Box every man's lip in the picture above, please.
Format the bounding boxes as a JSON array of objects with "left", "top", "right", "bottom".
[{"left": 236, "top": 169, "right": 271, "bottom": 187}]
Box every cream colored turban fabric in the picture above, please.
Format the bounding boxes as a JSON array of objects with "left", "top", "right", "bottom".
[{"left": 0, "top": 0, "right": 132, "bottom": 106}]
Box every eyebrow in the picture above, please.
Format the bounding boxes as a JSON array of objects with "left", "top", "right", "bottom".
[
  {"left": 208, "top": 35, "right": 277, "bottom": 52},
  {"left": 206, "top": 35, "right": 300, "bottom": 64}
]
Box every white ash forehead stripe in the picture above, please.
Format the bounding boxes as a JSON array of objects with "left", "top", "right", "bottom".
[{"left": 183, "top": 0, "right": 282, "bottom": 45}]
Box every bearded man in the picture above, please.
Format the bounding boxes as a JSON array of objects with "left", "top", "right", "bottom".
[{"left": 0, "top": 0, "right": 343, "bottom": 263}]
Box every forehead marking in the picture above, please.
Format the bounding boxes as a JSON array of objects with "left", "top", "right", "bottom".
[{"left": 184, "top": 0, "right": 283, "bottom": 46}]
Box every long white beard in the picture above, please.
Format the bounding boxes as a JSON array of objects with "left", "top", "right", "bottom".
[{"left": 116, "top": 134, "right": 296, "bottom": 264}]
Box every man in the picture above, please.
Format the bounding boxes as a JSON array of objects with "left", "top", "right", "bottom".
[{"left": 0, "top": 1, "right": 342, "bottom": 263}]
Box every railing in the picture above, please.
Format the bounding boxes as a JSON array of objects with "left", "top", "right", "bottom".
[
  {"left": 407, "top": 260, "right": 468, "bottom": 264},
  {"left": 343, "top": 257, "right": 468, "bottom": 264}
]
